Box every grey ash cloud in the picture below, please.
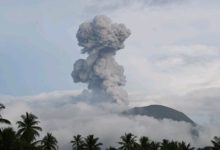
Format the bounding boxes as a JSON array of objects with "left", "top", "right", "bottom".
[{"left": 71, "top": 16, "right": 131, "bottom": 104}]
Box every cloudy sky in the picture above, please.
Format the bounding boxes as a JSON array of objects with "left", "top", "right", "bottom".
[{"left": 1, "top": 0, "right": 220, "bottom": 149}]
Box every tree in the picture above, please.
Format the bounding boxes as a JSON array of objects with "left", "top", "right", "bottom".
[
  {"left": 118, "top": 133, "right": 138, "bottom": 150},
  {"left": 84, "top": 135, "right": 102, "bottom": 150},
  {"left": 40, "top": 133, "right": 58, "bottom": 150},
  {"left": 160, "top": 139, "right": 178, "bottom": 150},
  {"left": 139, "top": 136, "right": 151, "bottom": 150},
  {"left": 178, "top": 141, "right": 194, "bottom": 150},
  {"left": 150, "top": 141, "right": 160, "bottom": 150},
  {"left": 16, "top": 112, "right": 42, "bottom": 144},
  {"left": 0, "top": 127, "right": 17, "bottom": 150},
  {"left": 211, "top": 136, "right": 220, "bottom": 150},
  {"left": 0, "top": 103, "right": 11, "bottom": 125},
  {"left": 106, "top": 146, "right": 117, "bottom": 150},
  {"left": 197, "top": 147, "right": 212, "bottom": 150},
  {"left": 71, "top": 134, "right": 84, "bottom": 150}
]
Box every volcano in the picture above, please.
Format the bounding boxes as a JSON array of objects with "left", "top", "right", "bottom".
[{"left": 125, "top": 105, "right": 196, "bottom": 126}]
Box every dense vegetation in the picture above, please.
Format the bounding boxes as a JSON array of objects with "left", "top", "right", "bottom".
[{"left": 0, "top": 103, "right": 219, "bottom": 150}]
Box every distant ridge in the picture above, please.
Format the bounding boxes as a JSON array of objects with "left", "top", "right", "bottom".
[{"left": 125, "top": 105, "right": 196, "bottom": 125}]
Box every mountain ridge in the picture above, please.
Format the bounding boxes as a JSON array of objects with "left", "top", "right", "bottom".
[{"left": 124, "top": 104, "right": 196, "bottom": 126}]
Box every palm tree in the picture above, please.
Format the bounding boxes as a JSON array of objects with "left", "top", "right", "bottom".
[
  {"left": 178, "top": 141, "right": 194, "bottom": 150},
  {"left": 40, "top": 133, "right": 58, "bottom": 150},
  {"left": 84, "top": 134, "right": 102, "bottom": 150},
  {"left": 160, "top": 139, "right": 178, "bottom": 150},
  {"left": 0, "top": 103, "right": 11, "bottom": 125},
  {"left": 118, "top": 133, "right": 138, "bottom": 150},
  {"left": 197, "top": 147, "right": 212, "bottom": 150},
  {"left": 139, "top": 136, "right": 151, "bottom": 150},
  {"left": 0, "top": 127, "right": 17, "bottom": 150},
  {"left": 16, "top": 112, "right": 42, "bottom": 143},
  {"left": 150, "top": 141, "right": 160, "bottom": 150},
  {"left": 71, "top": 134, "right": 84, "bottom": 150},
  {"left": 106, "top": 146, "right": 117, "bottom": 150},
  {"left": 211, "top": 136, "right": 220, "bottom": 150}
]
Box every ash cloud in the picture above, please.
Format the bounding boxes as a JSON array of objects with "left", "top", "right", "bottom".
[{"left": 71, "top": 16, "right": 131, "bottom": 104}]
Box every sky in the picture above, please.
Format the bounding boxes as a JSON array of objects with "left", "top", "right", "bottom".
[
  {"left": 1, "top": 0, "right": 220, "bottom": 97},
  {"left": 0, "top": 0, "right": 220, "bottom": 96},
  {"left": 1, "top": 0, "right": 220, "bottom": 149}
]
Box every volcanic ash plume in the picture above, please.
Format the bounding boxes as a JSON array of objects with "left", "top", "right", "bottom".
[{"left": 71, "top": 16, "right": 131, "bottom": 104}]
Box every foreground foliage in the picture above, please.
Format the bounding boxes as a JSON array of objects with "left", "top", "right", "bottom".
[
  {"left": 40, "top": 133, "right": 58, "bottom": 150},
  {"left": 0, "top": 103, "right": 220, "bottom": 150},
  {"left": 0, "top": 103, "right": 11, "bottom": 125}
]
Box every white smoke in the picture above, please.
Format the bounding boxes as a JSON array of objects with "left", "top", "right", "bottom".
[{"left": 71, "top": 16, "right": 131, "bottom": 104}]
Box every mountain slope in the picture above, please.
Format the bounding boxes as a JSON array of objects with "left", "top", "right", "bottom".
[{"left": 125, "top": 105, "right": 196, "bottom": 125}]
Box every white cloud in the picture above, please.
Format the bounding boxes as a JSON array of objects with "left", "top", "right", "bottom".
[
  {"left": 129, "top": 87, "right": 220, "bottom": 125},
  {"left": 85, "top": 0, "right": 187, "bottom": 13},
  {"left": 119, "top": 44, "right": 220, "bottom": 96},
  {"left": 1, "top": 90, "right": 220, "bottom": 149}
]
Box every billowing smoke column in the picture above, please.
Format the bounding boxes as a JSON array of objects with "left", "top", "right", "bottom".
[{"left": 71, "top": 16, "right": 131, "bottom": 104}]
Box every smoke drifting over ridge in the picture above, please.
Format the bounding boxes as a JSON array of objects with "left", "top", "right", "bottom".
[{"left": 72, "top": 16, "right": 131, "bottom": 104}]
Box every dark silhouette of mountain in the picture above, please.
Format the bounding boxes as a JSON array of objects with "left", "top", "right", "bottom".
[{"left": 124, "top": 105, "right": 196, "bottom": 126}]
